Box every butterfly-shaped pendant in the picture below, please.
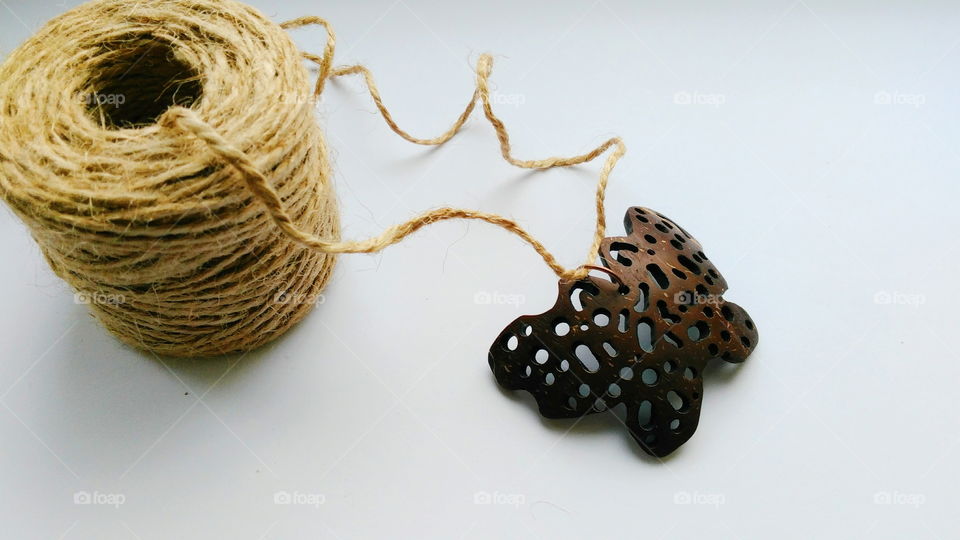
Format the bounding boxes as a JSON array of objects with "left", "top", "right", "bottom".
[{"left": 488, "top": 207, "right": 758, "bottom": 457}]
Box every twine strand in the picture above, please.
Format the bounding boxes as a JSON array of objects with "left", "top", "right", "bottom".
[
  {"left": 281, "top": 16, "right": 336, "bottom": 96},
  {"left": 166, "top": 18, "right": 626, "bottom": 282}
]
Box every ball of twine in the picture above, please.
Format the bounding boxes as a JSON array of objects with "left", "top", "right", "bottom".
[
  {"left": 0, "top": 0, "right": 338, "bottom": 357},
  {"left": 0, "top": 0, "right": 627, "bottom": 359}
]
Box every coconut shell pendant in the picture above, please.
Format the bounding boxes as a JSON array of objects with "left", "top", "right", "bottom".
[{"left": 488, "top": 207, "right": 758, "bottom": 457}]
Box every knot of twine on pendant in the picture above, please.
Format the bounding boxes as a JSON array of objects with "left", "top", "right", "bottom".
[{"left": 0, "top": 0, "right": 625, "bottom": 358}]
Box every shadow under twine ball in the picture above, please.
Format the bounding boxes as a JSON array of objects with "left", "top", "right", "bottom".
[{"left": 0, "top": 0, "right": 339, "bottom": 357}]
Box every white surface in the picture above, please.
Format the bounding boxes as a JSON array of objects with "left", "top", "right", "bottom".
[{"left": 1, "top": 0, "right": 958, "bottom": 538}]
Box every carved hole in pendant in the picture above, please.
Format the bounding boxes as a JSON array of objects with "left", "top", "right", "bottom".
[
  {"left": 567, "top": 397, "right": 577, "bottom": 410},
  {"left": 593, "top": 309, "right": 610, "bottom": 327},
  {"left": 534, "top": 349, "right": 549, "bottom": 364},
  {"left": 664, "top": 360, "right": 677, "bottom": 373},
  {"left": 708, "top": 343, "right": 719, "bottom": 356},
  {"left": 560, "top": 359, "right": 570, "bottom": 371},
  {"left": 646, "top": 264, "right": 670, "bottom": 289},
  {"left": 610, "top": 241, "right": 638, "bottom": 266},
  {"left": 641, "top": 368, "right": 658, "bottom": 385},
  {"left": 643, "top": 234, "right": 657, "bottom": 244},
  {"left": 667, "top": 390, "right": 685, "bottom": 411},
  {"left": 670, "top": 419, "right": 681, "bottom": 431},
  {"left": 545, "top": 373, "right": 555, "bottom": 386},
  {"left": 618, "top": 310, "right": 629, "bottom": 333},
  {"left": 523, "top": 365, "right": 532, "bottom": 378},
  {"left": 637, "top": 318, "right": 655, "bottom": 353},
  {"left": 637, "top": 400, "right": 653, "bottom": 429},
  {"left": 608, "top": 383, "right": 621, "bottom": 397},
  {"left": 602, "top": 342, "right": 618, "bottom": 357},
  {"left": 619, "top": 366, "right": 634, "bottom": 380},
  {"left": 683, "top": 367, "right": 696, "bottom": 380},
  {"left": 570, "top": 282, "right": 599, "bottom": 312},
  {"left": 634, "top": 282, "right": 650, "bottom": 312},
  {"left": 677, "top": 254, "right": 702, "bottom": 275},
  {"left": 578, "top": 383, "right": 590, "bottom": 398},
  {"left": 745, "top": 319, "right": 754, "bottom": 330},
  {"left": 554, "top": 319, "right": 570, "bottom": 336},
  {"left": 671, "top": 268, "right": 687, "bottom": 280},
  {"left": 687, "top": 321, "right": 709, "bottom": 342},
  {"left": 574, "top": 344, "right": 600, "bottom": 372},
  {"left": 721, "top": 305, "right": 734, "bottom": 321},
  {"left": 522, "top": 324, "right": 533, "bottom": 336},
  {"left": 663, "top": 331, "right": 683, "bottom": 348},
  {"left": 741, "top": 336, "right": 752, "bottom": 348},
  {"left": 506, "top": 335, "right": 518, "bottom": 351},
  {"left": 656, "top": 300, "right": 681, "bottom": 323}
]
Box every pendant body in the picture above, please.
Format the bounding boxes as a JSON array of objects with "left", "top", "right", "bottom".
[{"left": 488, "top": 207, "right": 758, "bottom": 457}]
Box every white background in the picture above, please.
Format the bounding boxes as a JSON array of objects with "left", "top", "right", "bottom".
[{"left": 1, "top": 0, "right": 958, "bottom": 538}]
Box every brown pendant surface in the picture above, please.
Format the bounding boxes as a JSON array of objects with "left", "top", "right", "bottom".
[{"left": 488, "top": 207, "right": 758, "bottom": 457}]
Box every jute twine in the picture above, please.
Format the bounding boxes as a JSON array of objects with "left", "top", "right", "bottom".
[{"left": 0, "top": 0, "right": 625, "bottom": 358}]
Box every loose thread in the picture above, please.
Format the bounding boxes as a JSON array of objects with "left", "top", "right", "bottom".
[{"left": 166, "top": 17, "right": 627, "bottom": 282}]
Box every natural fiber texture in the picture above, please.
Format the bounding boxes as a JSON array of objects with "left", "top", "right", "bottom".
[
  {"left": 0, "top": 0, "right": 338, "bottom": 357},
  {"left": 0, "top": 0, "right": 625, "bottom": 358}
]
